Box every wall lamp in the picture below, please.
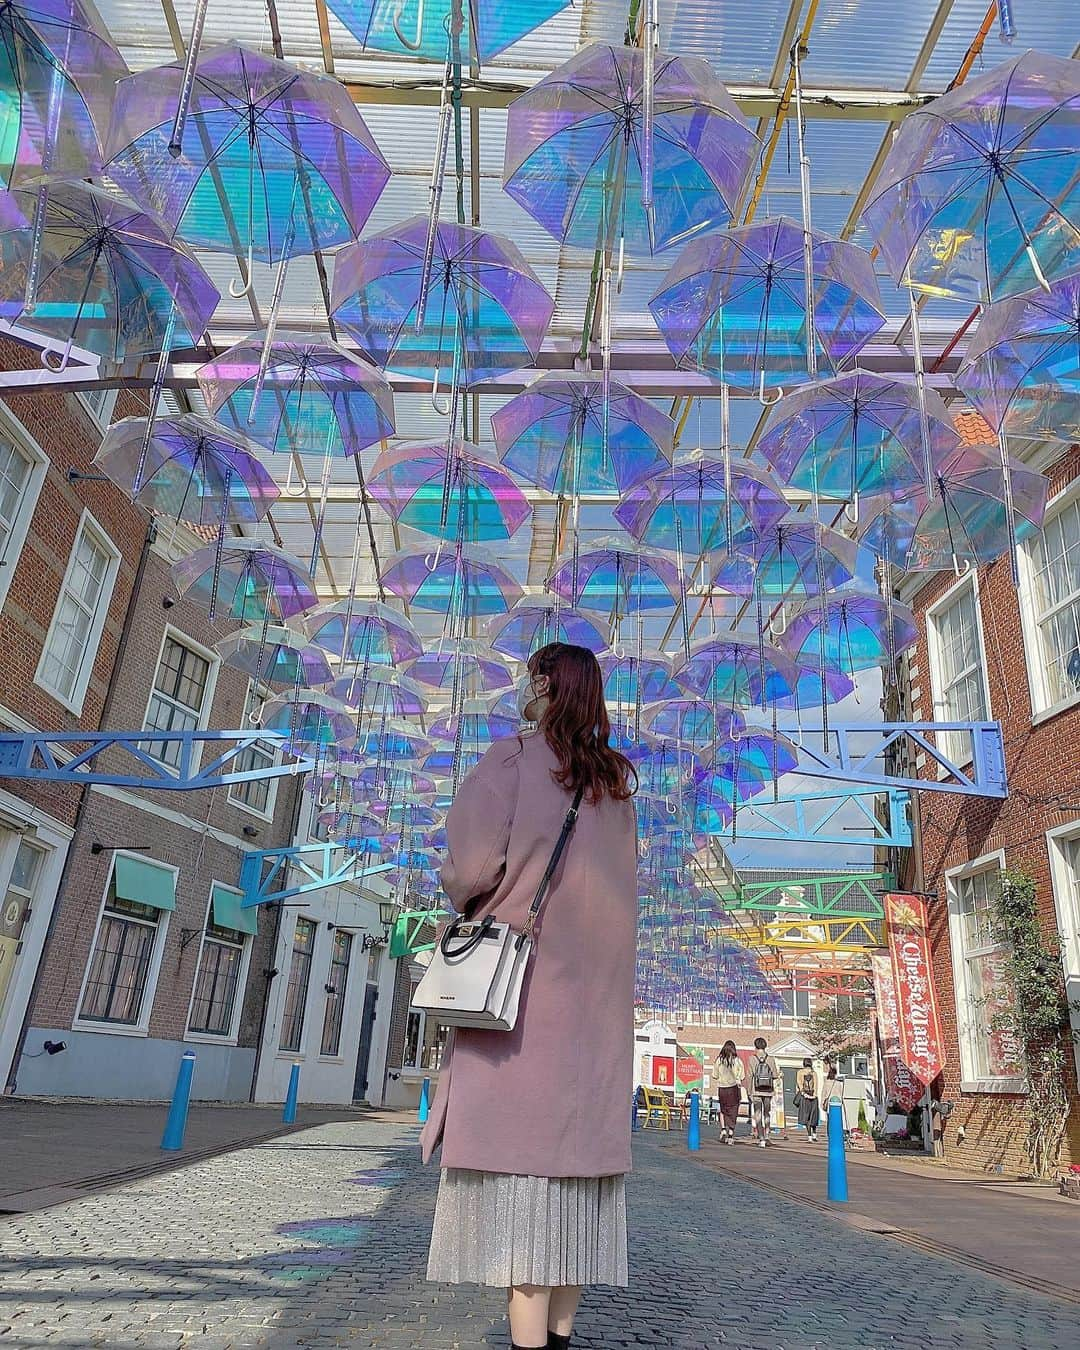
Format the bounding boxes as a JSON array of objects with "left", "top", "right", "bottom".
[
  {"left": 90, "top": 842, "right": 149, "bottom": 855},
  {"left": 361, "top": 900, "right": 398, "bottom": 951}
]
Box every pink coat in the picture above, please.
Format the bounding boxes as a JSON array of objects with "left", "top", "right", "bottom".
[{"left": 419, "top": 731, "right": 637, "bottom": 1178}]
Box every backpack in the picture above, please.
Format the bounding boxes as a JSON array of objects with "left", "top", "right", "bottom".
[
  {"left": 751, "top": 1054, "right": 775, "bottom": 1093},
  {"left": 799, "top": 1069, "right": 816, "bottom": 1097}
]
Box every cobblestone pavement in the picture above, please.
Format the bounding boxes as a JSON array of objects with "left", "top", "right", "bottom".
[{"left": 0, "top": 1121, "right": 1078, "bottom": 1349}]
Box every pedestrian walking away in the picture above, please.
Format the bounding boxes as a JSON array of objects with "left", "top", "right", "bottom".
[
  {"left": 712, "top": 1040, "right": 744, "bottom": 1144},
  {"left": 421, "top": 643, "right": 639, "bottom": 1350},
  {"left": 794, "top": 1056, "right": 824, "bottom": 1141},
  {"left": 748, "top": 1037, "right": 781, "bottom": 1147}
]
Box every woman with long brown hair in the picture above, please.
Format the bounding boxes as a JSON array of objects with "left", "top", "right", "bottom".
[{"left": 422, "top": 643, "right": 638, "bottom": 1350}]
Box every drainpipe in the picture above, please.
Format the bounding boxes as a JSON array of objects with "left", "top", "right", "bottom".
[{"left": 5, "top": 518, "right": 157, "bottom": 1093}]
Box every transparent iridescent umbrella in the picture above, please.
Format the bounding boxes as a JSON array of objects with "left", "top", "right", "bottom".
[
  {"left": 380, "top": 544, "right": 523, "bottom": 623},
  {"left": 405, "top": 639, "right": 514, "bottom": 694},
  {"left": 430, "top": 698, "right": 517, "bottom": 748},
  {"left": 197, "top": 332, "right": 395, "bottom": 459},
  {"left": 260, "top": 691, "right": 356, "bottom": 750},
  {"left": 323, "top": 0, "right": 571, "bottom": 63},
  {"left": 331, "top": 667, "right": 429, "bottom": 718},
  {"left": 172, "top": 538, "right": 319, "bottom": 624},
  {"left": 957, "top": 272, "right": 1080, "bottom": 445},
  {"left": 546, "top": 537, "right": 682, "bottom": 615},
  {"left": 641, "top": 698, "right": 743, "bottom": 750},
  {"left": 503, "top": 42, "right": 757, "bottom": 256},
  {"left": 699, "top": 726, "right": 799, "bottom": 796},
  {"left": 216, "top": 624, "right": 333, "bottom": 688},
  {"left": 602, "top": 653, "right": 681, "bottom": 706},
  {"left": 673, "top": 633, "right": 852, "bottom": 711},
  {"left": 0, "top": 179, "right": 218, "bottom": 365},
  {"left": 94, "top": 415, "right": 278, "bottom": 528},
  {"left": 367, "top": 440, "right": 531, "bottom": 544},
  {"left": 757, "top": 371, "right": 960, "bottom": 500},
  {"left": 303, "top": 598, "right": 422, "bottom": 666},
  {"left": 625, "top": 736, "right": 704, "bottom": 798},
  {"left": 492, "top": 372, "right": 674, "bottom": 496},
  {"left": 776, "top": 587, "right": 918, "bottom": 675},
  {"left": 106, "top": 43, "right": 390, "bottom": 288},
  {"left": 485, "top": 598, "right": 609, "bottom": 661},
  {"left": 354, "top": 719, "right": 431, "bottom": 762},
  {"left": 861, "top": 50, "right": 1080, "bottom": 303},
  {"left": 649, "top": 218, "right": 885, "bottom": 393},
  {"left": 712, "top": 517, "right": 861, "bottom": 599}
]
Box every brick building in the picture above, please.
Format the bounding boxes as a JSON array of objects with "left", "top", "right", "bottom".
[{"left": 898, "top": 423, "right": 1080, "bottom": 1173}]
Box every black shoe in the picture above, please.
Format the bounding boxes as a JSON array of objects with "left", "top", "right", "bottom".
[{"left": 548, "top": 1335, "right": 572, "bottom": 1349}]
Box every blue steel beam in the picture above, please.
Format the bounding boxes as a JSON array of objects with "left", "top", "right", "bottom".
[
  {"left": 717, "top": 787, "right": 911, "bottom": 847},
  {"left": 240, "top": 843, "right": 394, "bottom": 908},
  {"left": 791, "top": 722, "right": 1006, "bottom": 797},
  {"left": 0, "top": 729, "right": 313, "bottom": 790}
]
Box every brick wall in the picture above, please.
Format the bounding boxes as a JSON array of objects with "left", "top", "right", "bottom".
[{"left": 903, "top": 440, "right": 1080, "bottom": 1174}]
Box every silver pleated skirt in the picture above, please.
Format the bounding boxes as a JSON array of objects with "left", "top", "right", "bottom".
[{"left": 426, "top": 1168, "right": 628, "bottom": 1288}]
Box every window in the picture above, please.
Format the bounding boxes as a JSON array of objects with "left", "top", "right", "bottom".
[
  {"left": 926, "top": 580, "right": 989, "bottom": 764},
  {"left": 1024, "top": 495, "right": 1080, "bottom": 714},
  {"left": 228, "top": 683, "right": 278, "bottom": 818},
  {"left": 279, "top": 917, "right": 316, "bottom": 1053},
  {"left": 780, "top": 986, "right": 811, "bottom": 1019},
  {"left": 0, "top": 430, "right": 46, "bottom": 610},
  {"left": 77, "top": 387, "right": 117, "bottom": 430},
  {"left": 189, "top": 923, "right": 245, "bottom": 1037},
  {"left": 36, "top": 513, "right": 120, "bottom": 712},
  {"left": 320, "top": 930, "right": 353, "bottom": 1056},
  {"left": 144, "top": 635, "right": 213, "bottom": 768},
  {"left": 947, "top": 862, "right": 1024, "bottom": 1085},
  {"left": 403, "top": 993, "right": 449, "bottom": 1072}
]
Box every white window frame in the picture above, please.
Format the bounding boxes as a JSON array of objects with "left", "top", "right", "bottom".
[
  {"left": 925, "top": 572, "right": 992, "bottom": 770},
  {"left": 944, "top": 849, "right": 1026, "bottom": 1093},
  {"left": 227, "top": 680, "right": 280, "bottom": 822},
  {"left": 73, "top": 851, "right": 174, "bottom": 1038},
  {"left": 0, "top": 406, "right": 48, "bottom": 613},
  {"left": 35, "top": 509, "right": 122, "bottom": 715},
  {"left": 140, "top": 626, "right": 220, "bottom": 772},
  {"left": 184, "top": 882, "right": 253, "bottom": 1046},
  {"left": 1017, "top": 479, "right": 1080, "bottom": 724},
  {"left": 76, "top": 387, "right": 118, "bottom": 432},
  {"left": 1045, "top": 820, "right": 1080, "bottom": 1087}
]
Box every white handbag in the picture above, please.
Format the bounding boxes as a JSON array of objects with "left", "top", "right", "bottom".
[{"left": 411, "top": 788, "right": 583, "bottom": 1031}]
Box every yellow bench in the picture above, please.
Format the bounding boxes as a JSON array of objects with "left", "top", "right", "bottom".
[{"left": 639, "top": 1086, "right": 673, "bottom": 1130}]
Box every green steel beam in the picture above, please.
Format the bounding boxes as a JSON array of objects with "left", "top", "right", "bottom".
[{"left": 715, "top": 871, "right": 895, "bottom": 920}]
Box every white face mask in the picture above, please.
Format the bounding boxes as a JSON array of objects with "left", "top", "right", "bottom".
[{"left": 516, "top": 673, "right": 537, "bottom": 721}]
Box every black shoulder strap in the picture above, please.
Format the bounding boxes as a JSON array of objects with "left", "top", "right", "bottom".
[{"left": 517, "top": 786, "right": 585, "bottom": 949}]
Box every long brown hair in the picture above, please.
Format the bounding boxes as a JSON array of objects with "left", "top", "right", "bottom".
[
  {"left": 719, "top": 1040, "right": 737, "bottom": 1064},
  {"left": 527, "top": 643, "right": 635, "bottom": 803}
]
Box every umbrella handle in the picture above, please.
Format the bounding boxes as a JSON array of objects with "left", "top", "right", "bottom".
[
  {"left": 757, "top": 374, "right": 783, "bottom": 407},
  {"left": 393, "top": 0, "right": 427, "bottom": 50},
  {"left": 771, "top": 605, "right": 788, "bottom": 637},
  {"left": 41, "top": 339, "right": 73, "bottom": 373},
  {"left": 843, "top": 494, "right": 860, "bottom": 526},
  {"left": 952, "top": 555, "right": 972, "bottom": 579}
]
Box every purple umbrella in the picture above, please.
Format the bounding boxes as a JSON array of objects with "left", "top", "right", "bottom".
[
  {"left": 405, "top": 639, "right": 514, "bottom": 694},
  {"left": 485, "top": 599, "right": 609, "bottom": 661},
  {"left": 172, "top": 539, "right": 319, "bottom": 625},
  {"left": 215, "top": 624, "right": 333, "bottom": 689},
  {"left": 712, "top": 517, "right": 861, "bottom": 598},
  {"left": 546, "top": 537, "right": 683, "bottom": 616},
  {"left": 380, "top": 544, "right": 523, "bottom": 623},
  {"left": 775, "top": 588, "right": 918, "bottom": 675},
  {"left": 673, "top": 634, "right": 852, "bottom": 710},
  {"left": 331, "top": 668, "right": 429, "bottom": 718},
  {"left": 303, "top": 599, "right": 422, "bottom": 667}
]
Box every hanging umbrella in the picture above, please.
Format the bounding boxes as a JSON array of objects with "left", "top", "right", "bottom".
[
  {"left": 757, "top": 371, "right": 960, "bottom": 500},
  {"left": 602, "top": 653, "right": 681, "bottom": 706},
  {"left": 0, "top": 0, "right": 126, "bottom": 189},
  {"left": 367, "top": 440, "right": 531, "bottom": 543},
  {"left": 260, "top": 691, "right": 356, "bottom": 749},
  {"left": 303, "top": 599, "right": 422, "bottom": 666},
  {"left": 776, "top": 588, "right": 918, "bottom": 675},
  {"left": 172, "top": 538, "right": 319, "bottom": 624},
  {"left": 957, "top": 272, "right": 1080, "bottom": 445},
  {"left": 699, "top": 727, "right": 799, "bottom": 797},
  {"left": 331, "top": 668, "right": 429, "bottom": 718},
  {"left": 430, "top": 698, "right": 517, "bottom": 748},
  {"left": 492, "top": 372, "right": 674, "bottom": 496},
  {"left": 503, "top": 42, "right": 757, "bottom": 256},
  {"left": 94, "top": 415, "right": 278, "bottom": 528},
  {"left": 197, "top": 333, "right": 395, "bottom": 459},
  {"left": 649, "top": 217, "right": 885, "bottom": 392},
  {"left": 354, "top": 719, "right": 431, "bottom": 761},
  {"left": 485, "top": 598, "right": 609, "bottom": 661},
  {"left": 323, "top": 0, "right": 571, "bottom": 63},
  {"left": 712, "top": 516, "right": 861, "bottom": 598},
  {"left": 625, "top": 737, "right": 704, "bottom": 797},
  {"left": 614, "top": 453, "right": 788, "bottom": 558},
  {"left": 380, "top": 544, "right": 523, "bottom": 620},
  {"left": 216, "top": 624, "right": 333, "bottom": 688},
  {"left": 405, "top": 639, "right": 514, "bottom": 694},
  {"left": 106, "top": 43, "right": 390, "bottom": 286},
  {"left": 861, "top": 50, "right": 1080, "bottom": 303},
  {"left": 674, "top": 634, "right": 803, "bottom": 708},
  {"left": 0, "top": 179, "right": 219, "bottom": 364},
  {"left": 640, "top": 698, "right": 743, "bottom": 749},
  {"left": 546, "top": 537, "right": 683, "bottom": 614},
  {"left": 350, "top": 765, "right": 439, "bottom": 801}
]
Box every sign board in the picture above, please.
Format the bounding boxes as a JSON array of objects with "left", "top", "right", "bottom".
[
  {"left": 885, "top": 893, "right": 946, "bottom": 1086},
  {"left": 871, "top": 951, "right": 924, "bottom": 1112}
]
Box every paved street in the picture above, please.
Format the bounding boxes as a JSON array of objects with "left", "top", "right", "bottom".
[{"left": 0, "top": 1120, "right": 1078, "bottom": 1349}]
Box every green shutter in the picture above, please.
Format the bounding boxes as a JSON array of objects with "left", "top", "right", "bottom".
[
  {"left": 212, "top": 884, "right": 258, "bottom": 936},
  {"left": 113, "top": 854, "right": 176, "bottom": 911}
]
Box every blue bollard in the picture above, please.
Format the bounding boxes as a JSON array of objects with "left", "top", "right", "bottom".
[
  {"left": 283, "top": 1060, "right": 301, "bottom": 1124},
  {"left": 632, "top": 1091, "right": 640, "bottom": 1131},
  {"left": 161, "top": 1049, "right": 196, "bottom": 1151},
  {"left": 418, "top": 1076, "right": 430, "bottom": 1123},
  {"left": 827, "top": 1100, "right": 848, "bottom": 1203},
  {"left": 687, "top": 1090, "right": 701, "bottom": 1151}
]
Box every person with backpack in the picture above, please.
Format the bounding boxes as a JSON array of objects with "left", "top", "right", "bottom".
[
  {"left": 794, "top": 1056, "right": 824, "bottom": 1142},
  {"left": 747, "top": 1037, "right": 780, "bottom": 1147}
]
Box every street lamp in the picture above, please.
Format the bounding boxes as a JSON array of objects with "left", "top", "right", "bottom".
[{"left": 361, "top": 900, "right": 398, "bottom": 952}]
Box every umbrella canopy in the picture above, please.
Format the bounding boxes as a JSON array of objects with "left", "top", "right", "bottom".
[
  {"left": 546, "top": 537, "right": 683, "bottom": 614},
  {"left": 172, "top": 538, "right": 319, "bottom": 624},
  {"left": 429, "top": 698, "right": 517, "bottom": 747},
  {"left": 367, "top": 440, "right": 531, "bottom": 543},
  {"left": 776, "top": 588, "right": 918, "bottom": 674},
  {"left": 674, "top": 634, "right": 854, "bottom": 709},
  {"left": 323, "top": 0, "right": 571, "bottom": 63},
  {"left": 215, "top": 624, "right": 333, "bottom": 688},
  {"left": 330, "top": 667, "right": 429, "bottom": 718},
  {"left": 331, "top": 214, "right": 554, "bottom": 385},
  {"left": 641, "top": 698, "right": 744, "bottom": 748},
  {"left": 0, "top": 179, "right": 218, "bottom": 362},
  {"left": 649, "top": 217, "right": 885, "bottom": 390},
  {"left": 197, "top": 332, "right": 395, "bottom": 459},
  {"left": 303, "top": 598, "right": 422, "bottom": 666},
  {"left": 485, "top": 599, "right": 609, "bottom": 660},
  {"left": 957, "top": 272, "right": 1080, "bottom": 445},
  {"left": 106, "top": 42, "right": 390, "bottom": 264},
  {"left": 94, "top": 415, "right": 278, "bottom": 527},
  {"left": 757, "top": 371, "right": 960, "bottom": 499},
  {"left": 712, "top": 516, "right": 862, "bottom": 598},
  {"left": 260, "top": 691, "right": 356, "bottom": 748},
  {"left": 380, "top": 543, "right": 524, "bottom": 618},
  {"left": 504, "top": 42, "right": 757, "bottom": 256},
  {"left": 492, "top": 372, "right": 674, "bottom": 496},
  {"left": 862, "top": 50, "right": 1080, "bottom": 302},
  {"left": 602, "top": 653, "right": 681, "bottom": 706},
  {"left": 405, "top": 639, "right": 514, "bottom": 694}
]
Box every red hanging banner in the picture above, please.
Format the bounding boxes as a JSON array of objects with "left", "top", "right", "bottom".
[
  {"left": 885, "top": 893, "right": 947, "bottom": 1086},
  {"left": 871, "top": 950, "right": 925, "bottom": 1111}
]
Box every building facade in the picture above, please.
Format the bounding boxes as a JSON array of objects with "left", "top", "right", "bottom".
[{"left": 899, "top": 426, "right": 1080, "bottom": 1173}]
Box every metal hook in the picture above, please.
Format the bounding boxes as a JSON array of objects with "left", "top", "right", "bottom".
[{"left": 228, "top": 256, "right": 256, "bottom": 299}]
